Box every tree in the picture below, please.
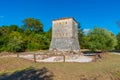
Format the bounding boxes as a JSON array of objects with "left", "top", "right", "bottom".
[
  {"left": 0, "top": 26, "right": 9, "bottom": 35},
  {"left": 0, "top": 26, "right": 10, "bottom": 51},
  {"left": 88, "top": 27, "right": 117, "bottom": 52},
  {"left": 45, "top": 27, "right": 52, "bottom": 41},
  {"left": 7, "top": 32, "right": 25, "bottom": 52},
  {"left": 0, "top": 18, "right": 51, "bottom": 52},
  {"left": 31, "top": 33, "right": 50, "bottom": 50},
  {"left": 81, "top": 35, "right": 90, "bottom": 49},
  {"left": 22, "top": 18, "right": 43, "bottom": 33},
  {"left": 0, "top": 35, "right": 9, "bottom": 51},
  {"left": 77, "top": 23, "right": 85, "bottom": 49},
  {"left": 9, "top": 25, "right": 23, "bottom": 32},
  {"left": 116, "top": 32, "right": 120, "bottom": 50}
]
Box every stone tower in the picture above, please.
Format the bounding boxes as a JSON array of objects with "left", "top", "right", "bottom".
[{"left": 49, "top": 17, "right": 80, "bottom": 52}]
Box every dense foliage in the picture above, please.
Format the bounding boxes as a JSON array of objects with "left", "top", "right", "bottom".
[
  {"left": 87, "top": 27, "right": 117, "bottom": 52},
  {"left": 116, "top": 32, "right": 120, "bottom": 50},
  {"left": 0, "top": 18, "right": 119, "bottom": 52},
  {"left": 0, "top": 18, "right": 51, "bottom": 52},
  {"left": 22, "top": 18, "right": 43, "bottom": 32}
]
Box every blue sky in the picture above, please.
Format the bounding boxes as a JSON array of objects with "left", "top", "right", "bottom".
[{"left": 0, "top": 0, "right": 120, "bottom": 34}]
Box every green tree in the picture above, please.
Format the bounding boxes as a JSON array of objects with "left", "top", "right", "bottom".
[
  {"left": 116, "top": 32, "right": 120, "bottom": 50},
  {"left": 0, "top": 35, "right": 9, "bottom": 51},
  {"left": 0, "top": 19, "right": 47, "bottom": 52},
  {"left": 7, "top": 32, "right": 25, "bottom": 52},
  {"left": 0, "top": 26, "right": 10, "bottom": 51},
  {"left": 0, "top": 26, "right": 9, "bottom": 35},
  {"left": 46, "top": 27, "right": 52, "bottom": 41},
  {"left": 9, "top": 25, "right": 23, "bottom": 32},
  {"left": 77, "top": 23, "right": 85, "bottom": 49},
  {"left": 22, "top": 18, "right": 43, "bottom": 33},
  {"left": 25, "top": 33, "right": 50, "bottom": 51},
  {"left": 81, "top": 35, "right": 90, "bottom": 49},
  {"left": 88, "top": 27, "right": 117, "bottom": 52}
]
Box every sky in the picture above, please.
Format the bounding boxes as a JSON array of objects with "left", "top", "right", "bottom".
[{"left": 0, "top": 0, "right": 120, "bottom": 35}]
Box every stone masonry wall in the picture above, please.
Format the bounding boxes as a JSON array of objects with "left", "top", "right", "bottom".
[{"left": 49, "top": 18, "right": 80, "bottom": 52}]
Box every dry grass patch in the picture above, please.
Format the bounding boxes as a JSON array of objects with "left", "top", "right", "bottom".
[{"left": 0, "top": 53, "right": 120, "bottom": 80}]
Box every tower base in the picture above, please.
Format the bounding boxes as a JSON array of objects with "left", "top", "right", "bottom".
[{"left": 49, "top": 38, "right": 80, "bottom": 52}]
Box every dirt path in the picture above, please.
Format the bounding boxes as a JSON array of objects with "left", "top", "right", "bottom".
[
  {"left": 0, "top": 54, "right": 93, "bottom": 62},
  {"left": 0, "top": 54, "right": 17, "bottom": 58},
  {"left": 111, "top": 52, "right": 120, "bottom": 55}
]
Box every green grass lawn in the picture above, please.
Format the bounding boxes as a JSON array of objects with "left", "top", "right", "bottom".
[{"left": 0, "top": 53, "right": 120, "bottom": 80}]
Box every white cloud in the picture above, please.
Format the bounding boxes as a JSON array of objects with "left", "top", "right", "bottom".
[{"left": 83, "top": 28, "right": 90, "bottom": 33}]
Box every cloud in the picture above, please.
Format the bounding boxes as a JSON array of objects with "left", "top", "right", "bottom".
[
  {"left": 0, "top": 16, "right": 4, "bottom": 18},
  {"left": 83, "top": 28, "right": 90, "bottom": 33}
]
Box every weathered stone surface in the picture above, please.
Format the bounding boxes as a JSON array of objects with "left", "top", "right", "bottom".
[
  {"left": 49, "top": 38, "right": 80, "bottom": 52},
  {"left": 49, "top": 17, "right": 80, "bottom": 52}
]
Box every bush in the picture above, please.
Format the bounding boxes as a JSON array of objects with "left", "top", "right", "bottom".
[{"left": 88, "top": 27, "right": 117, "bottom": 52}]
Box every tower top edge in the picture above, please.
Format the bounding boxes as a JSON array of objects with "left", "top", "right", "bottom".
[{"left": 52, "top": 17, "right": 78, "bottom": 23}]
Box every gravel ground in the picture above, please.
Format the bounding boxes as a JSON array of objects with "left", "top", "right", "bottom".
[
  {"left": 112, "top": 52, "right": 120, "bottom": 55},
  {"left": 36, "top": 55, "right": 92, "bottom": 62},
  {"left": 0, "top": 54, "right": 93, "bottom": 62}
]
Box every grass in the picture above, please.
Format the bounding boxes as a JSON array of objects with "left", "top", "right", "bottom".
[{"left": 0, "top": 53, "right": 120, "bottom": 80}]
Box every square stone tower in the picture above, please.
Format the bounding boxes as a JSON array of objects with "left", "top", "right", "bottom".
[{"left": 49, "top": 17, "right": 80, "bottom": 52}]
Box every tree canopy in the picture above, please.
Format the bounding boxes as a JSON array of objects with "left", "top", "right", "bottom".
[
  {"left": 87, "top": 27, "right": 117, "bottom": 52},
  {"left": 0, "top": 18, "right": 119, "bottom": 53},
  {"left": 22, "top": 18, "right": 43, "bottom": 33},
  {"left": 116, "top": 32, "right": 120, "bottom": 50}
]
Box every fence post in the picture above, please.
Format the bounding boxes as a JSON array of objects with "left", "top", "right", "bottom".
[
  {"left": 34, "top": 54, "right": 36, "bottom": 62},
  {"left": 17, "top": 53, "right": 19, "bottom": 57},
  {"left": 63, "top": 55, "right": 65, "bottom": 62},
  {"left": 95, "top": 54, "right": 98, "bottom": 61}
]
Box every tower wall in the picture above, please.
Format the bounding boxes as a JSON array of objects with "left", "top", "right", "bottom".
[{"left": 49, "top": 18, "right": 80, "bottom": 52}]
